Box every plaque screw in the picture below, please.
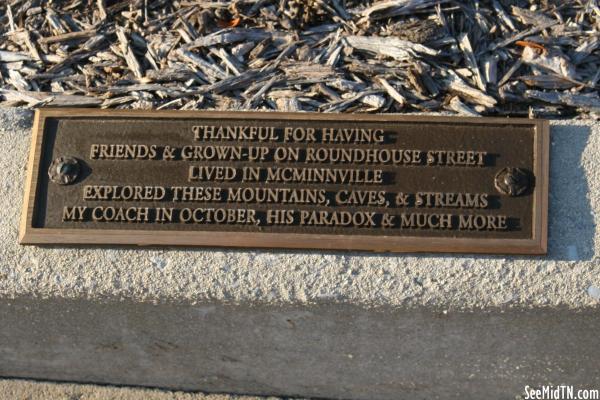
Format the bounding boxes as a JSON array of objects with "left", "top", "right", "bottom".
[
  {"left": 494, "top": 167, "right": 529, "bottom": 196},
  {"left": 48, "top": 157, "right": 80, "bottom": 185}
]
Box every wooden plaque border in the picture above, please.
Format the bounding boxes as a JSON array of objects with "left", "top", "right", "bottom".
[{"left": 20, "top": 108, "right": 549, "bottom": 254}]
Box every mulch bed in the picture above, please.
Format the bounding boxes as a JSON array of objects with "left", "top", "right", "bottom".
[{"left": 0, "top": 0, "right": 598, "bottom": 118}]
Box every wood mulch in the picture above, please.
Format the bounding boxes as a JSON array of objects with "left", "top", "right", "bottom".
[{"left": 0, "top": 0, "right": 598, "bottom": 118}]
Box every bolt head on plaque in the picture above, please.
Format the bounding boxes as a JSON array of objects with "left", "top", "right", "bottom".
[
  {"left": 48, "top": 156, "right": 80, "bottom": 185},
  {"left": 494, "top": 167, "right": 530, "bottom": 196}
]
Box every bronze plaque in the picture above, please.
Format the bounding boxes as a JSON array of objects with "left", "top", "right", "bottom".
[{"left": 20, "top": 109, "right": 549, "bottom": 254}]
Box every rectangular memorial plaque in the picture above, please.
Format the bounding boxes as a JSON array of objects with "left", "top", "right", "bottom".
[{"left": 20, "top": 108, "right": 549, "bottom": 254}]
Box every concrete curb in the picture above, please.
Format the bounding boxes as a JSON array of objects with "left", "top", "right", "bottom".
[{"left": 1, "top": 110, "right": 598, "bottom": 309}]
